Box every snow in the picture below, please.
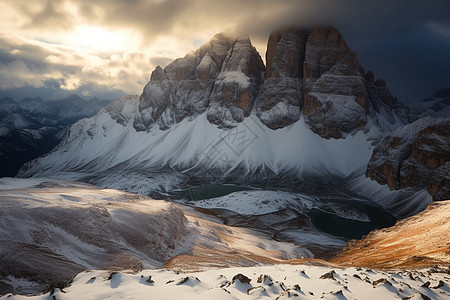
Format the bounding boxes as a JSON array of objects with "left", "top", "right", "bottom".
[
  {"left": 1, "top": 113, "right": 33, "bottom": 129},
  {"left": 185, "top": 190, "right": 313, "bottom": 215},
  {"left": 0, "top": 178, "right": 314, "bottom": 295},
  {"left": 2, "top": 264, "right": 449, "bottom": 300},
  {"left": 346, "top": 175, "right": 432, "bottom": 218},
  {"left": 218, "top": 71, "right": 251, "bottom": 89},
  {"left": 20, "top": 109, "right": 374, "bottom": 183},
  {"left": 0, "top": 177, "right": 50, "bottom": 190}
]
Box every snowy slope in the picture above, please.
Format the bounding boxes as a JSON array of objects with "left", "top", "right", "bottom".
[
  {"left": 2, "top": 264, "right": 449, "bottom": 300},
  {"left": 0, "top": 178, "right": 311, "bottom": 295},
  {"left": 19, "top": 94, "right": 375, "bottom": 182}
]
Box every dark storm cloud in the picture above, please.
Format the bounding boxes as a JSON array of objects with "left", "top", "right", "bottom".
[
  {"left": 7, "top": 0, "right": 75, "bottom": 30},
  {"left": 2, "top": 0, "right": 450, "bottom": 102}
]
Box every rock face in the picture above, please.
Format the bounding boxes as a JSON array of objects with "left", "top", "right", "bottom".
[
  {"left": 255, "top": 29, "right": 307, "bottom": 129},
  {"left": 301, "top": 28, "right": 396, "bottom": 138},
  {"left": 366, "top": 117, "right": 450, "bottom": 200},
  {"left": 135, "top": 27, "right": 398, "bottom": 137},
  {"left": 255, "top": 27, "right": 397, "bottom": 137},
  {"left": 134, "top": 33, "right": 264, "bottom": 130}
]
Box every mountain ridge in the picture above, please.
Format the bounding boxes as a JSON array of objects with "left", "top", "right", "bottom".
[
  {"left": 0, "top": 94, "right": 112, "bottom": 177},
  {"left": 17, "top": 27, "right": 446, "bottom": 218}
]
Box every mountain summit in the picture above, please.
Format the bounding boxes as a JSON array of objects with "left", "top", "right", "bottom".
[
  {"left": 20, "top": 27, "right": 439, "bottom": 218},
  {"left": 135, "top": 33, "right": 265, "bottom": 130},
  {"left": 133, "top": 28, "right": 399, "bottom": 138}
]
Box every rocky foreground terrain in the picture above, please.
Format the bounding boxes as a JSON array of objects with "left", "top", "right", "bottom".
[{"left": 0, "top": 178, "right": 310, "bottom": 295}]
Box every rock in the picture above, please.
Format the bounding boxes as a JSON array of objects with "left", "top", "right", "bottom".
[
  {"left": 146, "top": 276, "right": 155, "bottom": 284},
  {"left": 420, "top": 293, "right": 432, "bottom": 300},
  {"left": 247, "top": 286, "right": 267, "bottom": 295},
  {"left": 176, "top": 277, "right": 200, "bottom": 285},
  {"left": 432, "top": 280, "right": 445, "bottom": 289},
  {"left": 136, "top": 33, "right": 264, "bottom": 130},
  {"left": 255, "top": 29, "right": 307, "bottom": 129},
  {"left": 207, "top": 36, "right": 265, "bottom": 128},
  {"left": 257, "top": 274, "right": 274, "bottom": 285},
  {"left": 137, "top": 27, "right": 397, "bottom": 136},
  {"left": 256, "top": 27, "right": 397, "bottom": 138},
  {"left": 319, "top": 270, "right": 336, "bottom": 280},
  {"left": 232, "top": 273, "right": 251, "bottom": 284},
  {"left": 372, "top": 278, "right": 392, "bottom": 287},
  {"left": 107, "top": 272, "right": 118, "bottom": 280},
  {"left": 366, "top": 117, "right": 450, "bottom": 200}
]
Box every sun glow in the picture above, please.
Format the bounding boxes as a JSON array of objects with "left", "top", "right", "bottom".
[{"left": 67, "top": 26, "right": 132, "bottom": 52}]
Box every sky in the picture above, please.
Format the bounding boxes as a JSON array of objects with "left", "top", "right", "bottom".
[{"left": 0, "top": 0, "right": 449, "bottom": 103}]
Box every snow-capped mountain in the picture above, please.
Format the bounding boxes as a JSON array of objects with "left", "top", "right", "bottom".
[
  {"left": 0, "top": 95, "right": 111, "bottom": 177},
  {"left": 19, "top": 27, "right": 439, "bottom": 218},
  {"left": 408, "top": 88, "right": 450, "bottom": 121}
]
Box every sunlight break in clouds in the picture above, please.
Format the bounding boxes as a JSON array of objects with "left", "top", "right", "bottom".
[{"left": 0, "top": 0, "right": 449, "bottom": 101}]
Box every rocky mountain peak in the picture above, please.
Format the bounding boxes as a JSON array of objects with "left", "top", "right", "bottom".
[
  {"left": 134, "top": 26, "right": 398, "bottom": 136},
  {"left": 256, "top": 26, "right": 398, "bottom": 135},
  {"left": 135, "top": 32, "right": 264, "bottom": 130}
]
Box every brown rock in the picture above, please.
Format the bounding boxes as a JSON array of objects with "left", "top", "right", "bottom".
[{"left": 366, "top": 117, "right": 450, "bottom": 200}]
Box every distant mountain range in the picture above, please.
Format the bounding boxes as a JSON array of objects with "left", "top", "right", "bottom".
[
  {"left": 17, "top": 27, "right": 449, "bottom": 218},
  {"left": 0, "top": 94, "right": 112, "bottom": 177}
]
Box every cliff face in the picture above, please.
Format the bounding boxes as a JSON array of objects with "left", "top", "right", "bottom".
[
  {"left": 366, "top": 117, "right": 450, "bottom": 200},
  {"left": 255, "top": 29, "right": 307, "bottom": 129},
  {"left": 135, "top": 27, "right": 398, "bottom": 138},
  {"left": 134, "top": 33, "right": 265, "bottom": 130}
]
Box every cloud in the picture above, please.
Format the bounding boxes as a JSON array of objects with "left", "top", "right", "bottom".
[
  {"left": 0, "top": 32, "right": 159, "bottom": 99},
  {"left": 428, "top": 22, "right": 450, "bottom": 39},
  {"left": 1, "top": 0, "right": 450, "bottom": 102}
]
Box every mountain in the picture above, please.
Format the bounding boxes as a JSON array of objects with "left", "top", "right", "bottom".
[
  {"left": 366, "top": 117, "right": 449, "bottom": 201},
  {"left": 0, "top": 178, "right": 310, "bottom": 295},
  {"left": 365, "top": 87, "right": 450, "bottom": 201},
  {"left": 19, "top": 27, "right": 439, "bottom": 219},
  {"left": 0, "top": 95, "right": 112, "bottom": 177},
  {"left": 331, "top": 200, "right": 450, "bottom": 268},
  {"left": 1, "top": 179, "right": 448, "bottom": 298},
  {"left": 408, "top": 87, "right": 450, "bottom": 121}
]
